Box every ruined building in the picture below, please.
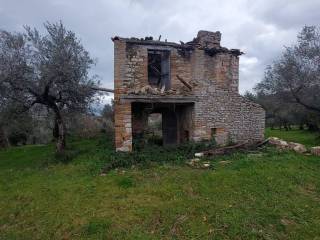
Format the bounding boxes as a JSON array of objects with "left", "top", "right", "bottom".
[{"left": 112, "top": 30, "right": 265, "bottom": 152}]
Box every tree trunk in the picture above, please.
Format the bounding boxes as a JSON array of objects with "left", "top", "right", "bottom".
[
  {"left": 53, "top": 108, "right": 66, "bottom": 153},
  {"left": 299, "top": 123, "right": 304, "bottom": 130},
  {"left": 53, "top": 116, "right": 59, "bottom": 141},
  {"left": 0, "top": 125, "right": 9, "bottom": 149},
  {"left": 307, "top": 123, "right": 319, "bottom": 132}
]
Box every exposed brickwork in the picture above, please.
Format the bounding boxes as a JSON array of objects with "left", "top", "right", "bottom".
[{"left": 113, "top": 31, "right": 265, "bottom": 151}]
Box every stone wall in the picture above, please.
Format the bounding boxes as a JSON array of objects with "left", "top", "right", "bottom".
[
  {"left": 113, "top": 31, "right": 265, "bottom": 151},
  {"left": 121, "top": 43, "right": 193, "bottom": 93},
  {"left": 191, "top": 48, "right": 265, "bottom": 145}
]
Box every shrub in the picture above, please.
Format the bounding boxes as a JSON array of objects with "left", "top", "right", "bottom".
[{"left": 102, "top": 139, "right": 216, "bottom": 173}]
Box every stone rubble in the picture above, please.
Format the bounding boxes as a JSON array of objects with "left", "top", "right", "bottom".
[
  {"left": 311, "top": 146, "right": 320, "bottom": 156},
  {"left": 195, "top": 152, "right": 204, "bottom": 157},
  {"left": 186, "top": 158, "right": 211, "bottom": 169},
  {"left": 268, "top": 137, "right": 307, "bottom": 153}
]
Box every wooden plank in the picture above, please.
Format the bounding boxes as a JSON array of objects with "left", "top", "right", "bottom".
[
  {"left": 120, "top": 95, "right": 196, "bottom": 103},
  {"left": 176, "top": 75, "right": 192, "bottom": 90}
]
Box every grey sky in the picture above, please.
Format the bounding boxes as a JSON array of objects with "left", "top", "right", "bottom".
[{"left": 1, "top": 0, "right": 320, "bottom": 103}]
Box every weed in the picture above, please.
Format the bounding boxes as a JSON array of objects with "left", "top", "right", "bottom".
[{"left": 82, "top": 218, "right": 112, "bottom": 237}]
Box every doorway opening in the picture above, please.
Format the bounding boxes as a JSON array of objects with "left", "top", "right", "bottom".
[
  {"left": 131, "top": 102, "right": 193, "bottom": 150},
  {"left": 146, "top": 113, "right": 163, "bottom": 145}
]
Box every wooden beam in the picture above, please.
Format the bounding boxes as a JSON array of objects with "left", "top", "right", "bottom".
[
  {"left": 176, "top": 75, "right": 192, "bottom": 90},
  {"left": 120, "top": 95, "right": 196, "bottom": 103}
]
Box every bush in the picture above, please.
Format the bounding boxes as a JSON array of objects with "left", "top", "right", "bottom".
[{"left": 102, "top": 139, "right": 216, "bottom": 173}]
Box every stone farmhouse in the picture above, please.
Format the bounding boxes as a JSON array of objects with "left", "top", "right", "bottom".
[{"left": 112, "top": 30, "right": 265, "bottom": 152}]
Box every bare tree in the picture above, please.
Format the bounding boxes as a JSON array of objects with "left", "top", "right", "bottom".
[{"left": 0, "top": 22, "right": 99, "bottom": 153}]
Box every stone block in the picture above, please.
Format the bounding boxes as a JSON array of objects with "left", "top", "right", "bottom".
[{"left": 311, "top": 146, "right": 320, "bottom": 156}]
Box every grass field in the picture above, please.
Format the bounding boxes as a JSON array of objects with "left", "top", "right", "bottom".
[{"left": 0, "top": 130, "right": 320, "bottom": 239}]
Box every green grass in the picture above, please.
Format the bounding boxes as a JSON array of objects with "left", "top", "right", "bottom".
[
  {"left": 1, "top": 134, "right": 320, "bottom": 239},
  {"left": 265, "top": 128, "right": 320, "bottom": 148}
]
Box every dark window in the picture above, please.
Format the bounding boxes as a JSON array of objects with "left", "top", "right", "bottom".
[{"left": 148, "top": 50, "right": 170, "bottom": 90}]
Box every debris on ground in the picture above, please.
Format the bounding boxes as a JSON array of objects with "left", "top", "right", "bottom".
[
  {"left": 194, "top": 152, "right": 204, "bottom": 157},
  {"left": 219, "top": 160, "right": 231, "bottom": 165},
  {"left": 186, "top": 158, "right": 200, "bottom": 166},
  {"left": 197, "top": 142, "right": 247, "bottom": 157},
  {"left": 202, "top": 162, "right": 210, "bottom": 168},
  {"left": 288, "top": 142, "right": 307, "bottom": 153},
  {"left": 186, "top": 158, "right": 211, "bottom": 169},
  {"left": 192, "top": 140, "right": 271, "bottom": 159},
  {"left": 311, "top": 146, "right": 320, "bottom": 156},
  {"left": 267, "top": 137, "right": 307, "bottom": 153}
]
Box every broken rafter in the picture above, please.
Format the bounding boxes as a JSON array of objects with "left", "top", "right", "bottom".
[
  {"left": 176, "top": 75, "right": 192, "bottom": 91},
  {"left": 120, "top": 95, "right": 196, "bottom": 103},
  {"left": 201, "top": 142, "right": 247, "bottom": 156}
]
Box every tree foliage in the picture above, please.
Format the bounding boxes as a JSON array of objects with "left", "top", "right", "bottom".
[
  {"left": 0, "top": 22, "right": 99, "bottom": 152},
  {"left": 253, "top": 26, "right": 320, "bottom": 130}
]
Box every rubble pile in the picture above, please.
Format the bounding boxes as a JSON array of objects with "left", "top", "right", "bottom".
[
  {"left": 186, "top": 158, "right": 211, "bottom": 169},
  {"left": 127, "top": 84, "right": 192, "bottom": 96},
  {"left": 268, "top": 137, "right": 307, "bottom": 153}
]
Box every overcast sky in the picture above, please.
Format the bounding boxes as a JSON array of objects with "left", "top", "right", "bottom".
[{"left": 1, "top": 0, "right": 320, "bottom": 103}]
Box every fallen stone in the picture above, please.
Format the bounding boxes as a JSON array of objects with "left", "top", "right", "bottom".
[
  {"left": 195, "top": 152, "right": 204, "bottom": 157},
  {"left": 269, "top": 137, "right": 309, "bottom": 154},
  {"left": 278, "top": 140, "right": 289, "bottom": 147},
  {"left": 268, "top": 137, "right": 283, "bottom": 146},
  {"left": 186, "top": 158, "right": 200, "bottom": 166},
  {"left": 288, "top": 142, "right": 307, "bottom": 153},
  {"left": 203, "top": 163, "right": 210, "bottom": 168},
  {"left": 311, "top": 146, "right": 320, "bottom": 156},
  {"left": 268, "top": 137, "right": 289, "bottom": 149},
  {"left": 268, "top": 137, "right": 280, "bottom": 145},
  {"left": 219, "top": 160, "right": 231, "bottom": 165}
]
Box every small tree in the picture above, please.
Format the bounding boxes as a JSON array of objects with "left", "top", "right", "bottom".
[
  {"left": 0, "top": 88, "right": 10, "bottom": 148},
  {"left": 0, "top": 22, "right": 99, "bottom": 153}
]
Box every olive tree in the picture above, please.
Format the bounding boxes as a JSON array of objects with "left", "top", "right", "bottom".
[
  {"left": 255, "top": 26, "right": 320, "bottom": 131},
  {"left": 256, "top": 26, "right": 320, "bottom": 114},
  {"left": 0, "top": 22, "right": 99, "bottom": 153}
]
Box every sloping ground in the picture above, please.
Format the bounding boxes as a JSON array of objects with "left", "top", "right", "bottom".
[{"left": 0, "top": 134, "right": 320, "bottom": 239}]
